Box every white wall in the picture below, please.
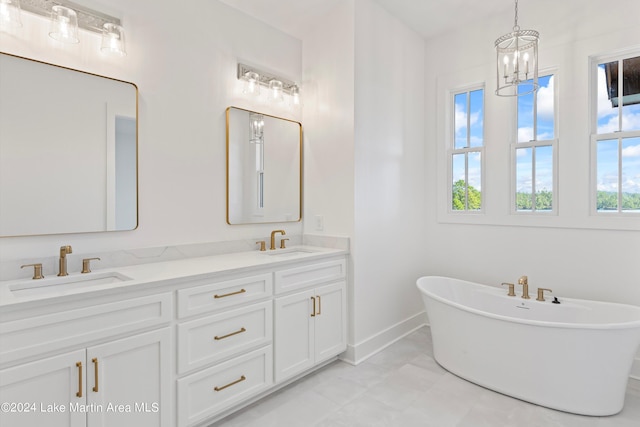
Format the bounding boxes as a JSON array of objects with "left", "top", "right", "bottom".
[
  {"left": 302, "top": 0, "right": 428, "bottom": 362},
  {"left": 0, "top": 0, "right": 303, "bottom": 263}
]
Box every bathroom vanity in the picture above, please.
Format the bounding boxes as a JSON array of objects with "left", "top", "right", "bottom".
[{"left": 0, "top": 246, "right": 347, "bottom": 427}]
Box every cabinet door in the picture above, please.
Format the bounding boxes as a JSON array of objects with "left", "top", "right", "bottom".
[
  {"left": 86, "top": 328, "right": 171, "bottom": 427},
  {"left": 274, "top": 289, "right": 315, "bottom": 383},
  {"left": 0, "top": 350, "right": 87, "bottom": 427},
  {"left": 315, "top": 281, "right": 347, "bottom": 362}
]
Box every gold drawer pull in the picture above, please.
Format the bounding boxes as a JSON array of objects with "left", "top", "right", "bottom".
[
  {"left": 214, "top": 327, "right": 246, "bottom": 341},
  {"left": 76, "top": 362, "right": 83, "bottom": 397},
  {"left": 214, "top": 289, "right": 246, "bottom": 299},
  {"left": 92, "top": 358, "right": 99, "bottom": 392},
  {"left": 214, "top": 375, "right": 246, "bottom": 392},
  {"left": 310, "top": 296, "right": 316, "bottom": 317},
  {"left": 317, "top": 295, "right": 321, "bottom": 315}
]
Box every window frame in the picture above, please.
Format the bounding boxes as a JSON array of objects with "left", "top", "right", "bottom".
[
  {"left": 589, "top": 50, "right": 640, "bottom": 217},
  {"left": 448, "top": 84, "right": 486, "bottom": 214},
  {"left": 510, "top": 70, "right": 559, "bottom": 215}
]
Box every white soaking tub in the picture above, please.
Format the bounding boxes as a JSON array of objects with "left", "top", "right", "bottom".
[{"left": 416, "top": 276, "right": 640, "bottom": 416}]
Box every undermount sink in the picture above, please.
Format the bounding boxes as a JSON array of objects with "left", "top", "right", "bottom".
[
  {"left": 262, "top": 248, "right": 317, "bottom": 258},
  {"left": 10, "top": 272, "right": 132, "bottom": 297}
]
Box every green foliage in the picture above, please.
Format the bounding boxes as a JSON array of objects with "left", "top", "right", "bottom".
[
  {"left": 516, "top": 190, "right": 553, "bottom": 211},
  {"left": 597, "top": 191, "right": 640, "bottom": 211},
  {"left": 452, "top": 180, "right": 482, "bottom": 211}
]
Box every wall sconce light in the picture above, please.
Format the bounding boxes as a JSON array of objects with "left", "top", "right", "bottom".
[
  {"left": 0, "top": 0, "right": 23, "bottom": 28},
  {"left": 18, "top": 0, "right": 126, "bottom": 55},
  {"left": 238, "top": 63, "right": 301, "bottom": 105}
]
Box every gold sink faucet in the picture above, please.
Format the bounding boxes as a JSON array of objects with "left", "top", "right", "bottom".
[
  {"left": 517, "top": 275, "right": 530, "bottom": 299},
  {"left": 270, "top": 230, "right": 286, "bottom": 250},
  {"left": 58, "top": 245, "right": 73, "bottom": 276}
]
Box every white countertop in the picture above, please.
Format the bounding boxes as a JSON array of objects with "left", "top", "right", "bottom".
[{"left": 0, "top": 246, "right": 347, "bottom": 308}]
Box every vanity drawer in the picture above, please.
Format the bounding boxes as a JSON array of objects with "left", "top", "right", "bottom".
[
  {"left": 177, "top": 301, "right": 272, "bottom": 373},
  {"left": 177, "top": 346, "right": 272, "bottom": 427},
  {"left": 177, "top": 273, "right": 272, "bottom": 318},
  {"left": 0, "top": 293, "right": 172, "bottom": 365},
  {"left": 274, "top": 258, "right": 346, "bottom": 294}
]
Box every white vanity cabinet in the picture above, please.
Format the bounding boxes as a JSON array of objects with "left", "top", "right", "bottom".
[
  {"left": 273, "top": 259, "right": 347, "bottom": 383},
  {"left": 175, "top": 274, "right": 274, "bottom": 427},
  {"left": 0, "top": 295, "right": 173, "bottom": 427}
]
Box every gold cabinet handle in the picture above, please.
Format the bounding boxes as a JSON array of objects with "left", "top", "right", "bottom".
[
  {"left": 92, "top": 358, "right": 99, "bottom": 392},
  {"left": 310, "top": 296, "right": 316, "bottom": 317},
  {"left": 214, "top": 327, "right": 246, "bottom": 341},
  {"left": 214, "top": 289, "right": 246, "bottom": 299},
  {"left": 76, "top": 362, "right": 83, "bottom": 397},
  {"left": 316, "top": 295, "right": 321, "bottom": 315},
  {"left": 214, "top": 375, "right": 246, "bottom": 392}
]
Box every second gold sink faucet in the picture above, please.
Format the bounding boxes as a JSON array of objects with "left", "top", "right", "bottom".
[
  {"left": 270, "top": 230, "right": 286, "bottom": 250},
  {"left": 58, "top": 245, "right": 73, "bottom": 276}
]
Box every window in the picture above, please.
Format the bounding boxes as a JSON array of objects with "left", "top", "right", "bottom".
[
  {"left": 592, "top": 54, "right": 640, "bottom": 214},
  {"left": 513, "top": 74, "right": 557, "bottom": 213},
  {"left": 450, "top": 87, "right": 484, "bottom": 212}
]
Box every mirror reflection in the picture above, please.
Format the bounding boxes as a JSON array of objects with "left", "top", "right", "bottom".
[
  {"left": 226, "top": 107, "right": 301, "bottom": 224},
  {"left": 0, "top": 53, "right": 138, "bottom": 237}
]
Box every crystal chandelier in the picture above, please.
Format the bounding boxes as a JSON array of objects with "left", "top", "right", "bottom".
[{"left": 495, "top": 0, "right": 539, "bottom": 96}]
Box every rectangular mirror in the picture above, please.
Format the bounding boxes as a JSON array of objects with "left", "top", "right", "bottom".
[
  {"left": 226, "top": 107, "right": 301, "bottom": 224},
  {"left": 0, "top": 53, "right": 138, "bottom": 237}
]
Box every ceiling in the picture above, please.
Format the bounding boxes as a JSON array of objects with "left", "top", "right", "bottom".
[{"left": 218, "top": 0, "right": 513, "bottom": 40}]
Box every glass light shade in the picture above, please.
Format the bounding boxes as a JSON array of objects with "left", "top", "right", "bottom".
[
  {"left": 49, "top": 5, "right": 79, "bottom": 43},
  {"left": 290, "top": 84, "right": 301, "bottom": 106},
  {"left": 0, "top": 0, "right": 22, "bottom": 28},
  {"left": 269, "top": 79, "right": 284, "bottom": 103},
  {"left": 249, "top": 113, "right": 264, "bottom": 144},
  {"left": 101, "top": 23, "right": 126, "bottom": 56},
  {"left": 243, "top": 71, "right": 260, "bottom": 96}
]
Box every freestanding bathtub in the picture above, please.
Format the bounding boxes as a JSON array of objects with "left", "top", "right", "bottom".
[{"left": 416, "top": 276, "right": 640, "bottom": 416}]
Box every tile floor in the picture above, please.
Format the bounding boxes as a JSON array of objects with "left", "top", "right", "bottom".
[{"left": 212, "top": 327, "right": 640, "bottom": 426}]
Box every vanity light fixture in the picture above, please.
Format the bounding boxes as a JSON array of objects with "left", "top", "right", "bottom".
[
  {"left": 0, "top": 0, "right": 22, "bottom": 28},
  {"left": 17, "top": 0, "right": 126, "bottom": 54},
  {"left": 238, "top": 63, "right": 301, "bottom": 105},
  {"left": 495, "top": 0, "right": 539, "bottom": 96}
]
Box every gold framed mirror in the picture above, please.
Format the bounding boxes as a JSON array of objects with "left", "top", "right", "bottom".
[
  {"left": 0, "top": 52, "right": 138, "bottom": 237},
  {"left": 226, "top": 107, "right": 302, "bottom": 224}
]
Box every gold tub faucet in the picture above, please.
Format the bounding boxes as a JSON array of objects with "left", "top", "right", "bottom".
[
  {"left": 517, "top": 275, "right": 530, "bottom": 299},
  {"left": 58, "top": 245, "right": 73, "bottom": 276}
]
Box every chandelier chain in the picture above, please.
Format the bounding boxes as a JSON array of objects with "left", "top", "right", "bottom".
[{"left": 513, "top": 0, "right": 520, "bottom": 31}]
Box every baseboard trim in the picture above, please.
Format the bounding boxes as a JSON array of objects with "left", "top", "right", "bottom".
[{"left": 340, "top": 311, "right": 428, "bottom": 365}]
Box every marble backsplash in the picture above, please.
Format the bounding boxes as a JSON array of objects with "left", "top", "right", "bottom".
[{"left": 0, "top": 234, "right": 350, "bottom": 282}]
